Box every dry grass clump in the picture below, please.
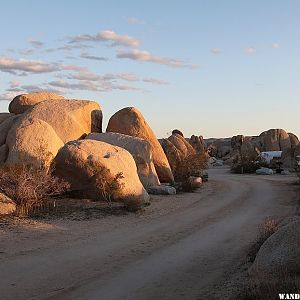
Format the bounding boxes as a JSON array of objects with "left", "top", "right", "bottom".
[
  {"left": 248, "top": 217, "right": 280, "bottom": 263},
  {"left": 0, "top": 164, "right": 69, "bottom": 216},
  {"left": 231, "top": 156, "right": 268, "bottom": 174},
  {"left": 174, "top": 152, "right": 208, "bottom": 181}
]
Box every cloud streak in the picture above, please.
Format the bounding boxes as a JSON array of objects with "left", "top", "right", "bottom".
[
  {"left": 0, "top": 56, "right": 59, "bottom": 75},
  {"left": 117, "top": 49, "right": 198, "bottom": 69},
  {"left": 80, "top": 52, "right": 108, "bottom": 61},
  {"left": 69, "top": 30, "right": 140, "bottom": 47}
]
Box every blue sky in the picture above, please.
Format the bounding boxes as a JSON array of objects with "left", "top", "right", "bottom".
[{"left": 0, "top": 0, "right": 299, "bottom": 138}]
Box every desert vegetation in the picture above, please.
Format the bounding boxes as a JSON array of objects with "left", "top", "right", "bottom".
[{"left": 0, "top": 164, "right": 69, "bottom": 216}]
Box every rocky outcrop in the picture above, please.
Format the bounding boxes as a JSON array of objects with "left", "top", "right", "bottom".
[
  {"left": 189, "top": 135, "right": 205, "bottom": 153},
  {"left": 251, "top": 219, "right": 300, "bottom": 275},
  {"left": 53, "top": 139, "right": 150, "bottom": 205},
  {"left": 0, "top": 193, "right": 16, "bottom": 215},
  {"left": 85, "top": 132, "right": 160, "bottom": 188},
  {"left": 9, "top": 92, "right": 64, "bottom": 114},
  {"left": 6, "top": 118, "right": 64, "bottom": 169},
  {"left": 288, "top": 133, "right": 299, "bottom": 148},
  {"left": 160, "top": 138, "right": 182, "bottom": 173},
  {"left": 107, "top": 107, "right": 174, "bottom": 183},
  {"left": 240, "top": 140, "right": 260, "bottom": 160},
  {"left": 259, "top": 129, "right": 291, "bottom": 151}
]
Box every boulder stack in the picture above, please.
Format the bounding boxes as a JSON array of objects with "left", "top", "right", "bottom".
[{"left": 106, "top": 107, "right": 174, "bottom": 183}]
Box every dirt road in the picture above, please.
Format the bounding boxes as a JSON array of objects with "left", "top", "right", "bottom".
[{"left": 0, "top": 167, "right": 298, "bottom": 300}]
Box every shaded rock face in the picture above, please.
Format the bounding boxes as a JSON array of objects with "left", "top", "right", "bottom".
[
  {"left": 288, "top": 133, "right": 299, "bottom": 148},
  {"left": 85, "top": 132, "right": 160, "bottom": 188},
  {"left": 171, "top": 129, "right": 184, "bottom": 137},
  {"left": 9, "top": 92, "right": 65, "bottom": 114},
  {"left": 6, "top": 118, "right": 64, "bottom": 169},
  {"left": 0, "top": 115, "right": 20, "bottom": 147},
  {"left": 189, "top": 135, "right": 206, "bottom": 153},
  {"left": 53, "top": 139, "right": 149, "bottom": 205},
  {"left": 0, "top": 113, "right": 15, "bottom": 124},
  {"left": 240, "top": 139, "right": 260, "bottom": 160},
  {"left": 0, "top": 193, "right": 16, "bottom": 215},
  {"left": 168, "top": 134, "right": 195, "bottom": 159},
  {"left": 160, "top": 138, "right": 182, "bottom": 174},
  {"left": 207, "top": 138, "right": 231, "bottom": 158},
  {"left": 231, "top": 135, "right": 245, "bottom": 150},
  {"left": 251, "top": 219, "right": 300, "bottom": 276},
  {"left": 106, "top": 107, "right": 174, "bottom": 183}
]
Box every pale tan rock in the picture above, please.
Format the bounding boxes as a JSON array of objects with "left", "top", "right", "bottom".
[
  {"left": 9, "top": 92, "right": 64, "bottom": 114},
  {"left": 168, "top": 134, "right": 189, "bottom": 157},
  {"left": 21, "top": 99, "right": 102, "bottom": 143},
  {"left": 107, "top": 107, "right": 173, "bottom": 183},
  {"left": 85, "top": 132, "right": 160, "bottom": 188},
  {"left": 190, "top": 135, "right": 205, "bottom": 153},
  {"left": 6, "top": 118, "right": 64, "bottom": 169},
  {"left": 53, "top": 139, "right": 150, "bottom": 204},
  {"left": 0, "top": 193, "right": 16, "bottom": 215}
]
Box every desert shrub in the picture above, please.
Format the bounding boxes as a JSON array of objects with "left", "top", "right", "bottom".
[
  {"left": 248, "top": 217, "right": 279, "bottom": 263},
  {"left": 174, "top": 152, "right": 208, "bottom": 181},
  {"left": 93, "top": 167, "right": 124, "bottom": 208},
  {"left": 0, "top": 164, "right": 70, "bottom": 216},
  {"left": 231, "top": 156, "right": 268, "bottom": 174}
]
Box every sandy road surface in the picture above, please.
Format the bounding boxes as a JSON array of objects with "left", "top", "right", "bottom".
[{"left": 0, "top": 167, "right": 298, "bottom": 300}]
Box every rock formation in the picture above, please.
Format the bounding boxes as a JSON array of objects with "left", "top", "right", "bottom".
[
  {"left": 106, "top": 107, "right": 174, "bottom": 183},
  {"left": 85, "top": 132, "right": 160, "bottom": 188},
  {"left": 53, "top": 139, "right": 150, "bottom": 205}
]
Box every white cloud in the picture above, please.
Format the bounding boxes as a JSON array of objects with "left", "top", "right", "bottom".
[
  {"left": 69, "top": 30, "right": 140, "bottom": 47},
  {"left": 127, "top": 17, "right": 145, "bottom": 25},
  {"left": 0, "top": 91, "right": 19, "bottom": 101},
  {"left": 244, "top": 47, "right": 256, "bottom": 54},
  {"left": 0, "top": 56, "right": 59, "bottom": 75},
  {"left": 80, "top": 52, "right": 108, "bottom": 61},
  {"left": 117, "top": 49, "right": 199, "bottom": 69},
  {"left": 142, "top": 77, "right": 169, "bottom": 85},
  {"left": 210, "top": 48, "right": 222, "bottom": 54},
  {"left": 272, "top": 42, "right": 280, "bottom": 49}
]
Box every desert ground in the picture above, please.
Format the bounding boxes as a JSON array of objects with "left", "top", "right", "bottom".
[{"left": 1, "top": 166, "right": 298, "bottom": 300}]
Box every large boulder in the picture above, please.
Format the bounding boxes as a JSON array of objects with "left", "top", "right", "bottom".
[
  {"left": 259, "top": 129, "right": 291, "bottom": 151},
  {"left": 0, "top": 144, "right": 9, "bottom": 163},
  {"left": 160, "top": 138, "right": 182, "bottom": 173},
  {"left": 20, "top": 99, "right": 102, "bottom": 143},
  {"left": 9, "top": 92, "right": 64, "bottom": 114},
  {"left": 6, "top": 118, "right": 64, "bottom": 169},
  {"left": 251, "top": 220, "right": 300, "bottom": 275},
  {"left": 106, "top": 107, "right": 174, "bottom": 183},
  {"left": 168, "top": 134, "right": 190, "bottom": 158},
  {"left": 289, "top": 133, "right": 299, "bottom": 148},
  {"left": 240, "top": 140, "right": 260, "bottom": 160},
  {"left": 52, "top": 139, "right": 150, "bottom": 205},
  {"left": 0, "top": 193, "right": 16, "bottom": 215},
  {"left": 172, "top": 129, "right": 184, "bottom": 137},
  {"left": 85, "top": 132, "right": 160, "bottom": 188}
]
